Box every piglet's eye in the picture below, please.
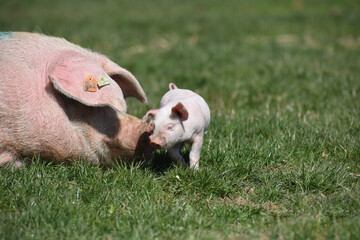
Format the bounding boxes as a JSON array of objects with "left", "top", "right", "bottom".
[{"left": 166, "top": 124, "right": 175, "bottom": 131}]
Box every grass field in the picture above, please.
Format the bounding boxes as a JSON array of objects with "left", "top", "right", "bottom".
[{"left": 1, "top": 0, "right": 360, "bottom": 239}]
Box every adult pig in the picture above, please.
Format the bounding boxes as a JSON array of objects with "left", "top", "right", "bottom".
[
  {"left": 142, "top": 83, "right": 210, "bottom": 169},
  {"left": 0, "top": 32, "right": 153, "bottom": 167}
]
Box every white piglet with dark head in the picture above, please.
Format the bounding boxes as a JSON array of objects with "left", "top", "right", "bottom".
[{"left": 142, "top": 83, "right": 210, "bottom": 169}]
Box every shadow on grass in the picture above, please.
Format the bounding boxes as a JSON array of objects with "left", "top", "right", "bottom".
[
  {"left": 140, "top": 149, "right": 191, "bottom": 175},
  {"left": 1, "top": 149, "right": 192, "bottom": 176}
]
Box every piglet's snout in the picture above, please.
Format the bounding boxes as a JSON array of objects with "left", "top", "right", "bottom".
[
  {"left": 150, "top": 136, "right": 165, "bottom": 149},
  {"left": 150, "top": 141, "right": 162, "bottom": 149}
]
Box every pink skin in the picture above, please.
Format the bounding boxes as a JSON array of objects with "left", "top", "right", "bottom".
[
  {"left": 168, "top": 83, "right": 177, "bottom": 90},
  {"left": 0, "top": 32, "right": 153, "bottom": 167},
  {"left": 143, "top": 83, "right": 210, "bottom": 169}
]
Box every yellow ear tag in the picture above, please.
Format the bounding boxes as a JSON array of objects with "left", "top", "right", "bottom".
[
  {"left": 83, "top": 75, "right": 97, "bottom": 92},
  {"left": 97, "top": 76, "right": 110, "bottom": 87}
]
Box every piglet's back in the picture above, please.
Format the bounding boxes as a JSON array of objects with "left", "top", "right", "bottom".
[
  {"left": 160, "top": 89, "right": 197, "bottom": 107},
  {"left": 160, "top": 88, "right": 210, "bottom": 128}
]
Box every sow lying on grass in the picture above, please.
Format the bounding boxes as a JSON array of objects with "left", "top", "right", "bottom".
[
  {"left": 0, "top": 32, "right": 154, "bottom": 167},
  {"left": 142, "top": 83, "right": 210, "bottom": 169}
]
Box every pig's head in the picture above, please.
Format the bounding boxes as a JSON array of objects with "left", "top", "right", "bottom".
[
  {"left": 142, "top": 102, "right": 188, "bottom": 149},
  {"left": 48, "top": 50, "right": 153, "bottom": 162}
]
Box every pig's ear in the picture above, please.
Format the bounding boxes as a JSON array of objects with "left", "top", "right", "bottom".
[
  {"left": 171, "top": 102, "right": 188, "bottom": 121},
  {"left": 142, "top": 109, "right": 159, "bottom": 123},
  {"left": 48, "top": 51, "right": 127, "bottom": 112},
  {"left": 94, "top": 53, "right": 148, "bottom": 104}
]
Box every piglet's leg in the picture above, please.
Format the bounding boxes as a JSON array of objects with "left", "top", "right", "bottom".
[
  {"left": 168, "top": 143, "right": 185, "bottom": 167},
  {"left": 189, "top": 135, "right": 204, "bottom": 170}
]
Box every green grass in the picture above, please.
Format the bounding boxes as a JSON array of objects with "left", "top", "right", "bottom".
[{"left": 1, "top": 0, "right": 360, "bottom": 239}]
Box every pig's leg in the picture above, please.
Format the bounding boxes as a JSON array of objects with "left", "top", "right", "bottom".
[
  {"left": 0, "top": 147, "right": 23, "bottom": 168},
  {"left": 168, "top": 143, "right": 185, "bottom": 167},
  {"left": 189, "top": 135, "right": 204, "bottom": 170}
]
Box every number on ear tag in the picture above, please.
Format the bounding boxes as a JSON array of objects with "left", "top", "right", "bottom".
[{"left": 83, "top": 75, "right": 97, "bottom": 92}]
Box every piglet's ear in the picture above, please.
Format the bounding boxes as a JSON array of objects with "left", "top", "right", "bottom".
[
  {"left": 171, "top": 102, "right": 188, "bottom": 121},
  {"left": 142, "top": 109, "right": 159, "bottom": 123},
  {"left": 49, "top": 51, "right": 127, "bottom": 113}
]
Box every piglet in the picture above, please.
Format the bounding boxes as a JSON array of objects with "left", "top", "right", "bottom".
[{"left": 142, "top": 83, "right": 210, "bottom": 169}]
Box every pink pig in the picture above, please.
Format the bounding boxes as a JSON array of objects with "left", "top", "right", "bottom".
[
  {"left": 142, "top": 83, "right": 210, "bottom": 169},
  {"left": 0, "top": 32, "right": 154, "bottom": 167}
]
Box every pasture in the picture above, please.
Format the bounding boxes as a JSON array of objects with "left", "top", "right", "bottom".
[{"left": 0, "top": 0, "right": 359, "bottom": 239}]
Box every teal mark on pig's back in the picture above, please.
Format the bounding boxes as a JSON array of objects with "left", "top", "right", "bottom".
[{"left": 0, "top": 32, "right": 13, "bottom": 40}]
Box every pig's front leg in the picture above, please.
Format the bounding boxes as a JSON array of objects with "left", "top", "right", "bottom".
[
  {"left": 0, "top": 147, "right": 24, "bottom": 168},
  {"left": 189, "top": 135, "right": 204, "bottom": 170},
  {"left": 168, "top": 143, "right": 185, "bottom": 167}
]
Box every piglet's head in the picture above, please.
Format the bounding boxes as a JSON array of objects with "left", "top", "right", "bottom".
[{"left": 142, "top": 102, "right": 188, "bottom": 150}]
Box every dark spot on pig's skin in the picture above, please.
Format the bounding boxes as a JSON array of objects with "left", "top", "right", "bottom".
[{"left": 46, "top": 83, "right": 120, "bottom": 138}]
